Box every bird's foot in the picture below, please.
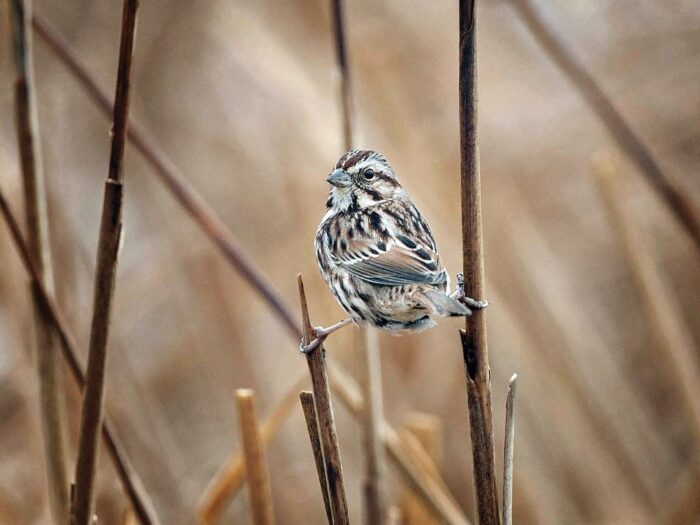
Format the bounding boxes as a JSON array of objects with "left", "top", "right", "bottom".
[
  {"left": 451, "top": 272, "right": 489, "bottom": 310},
  {"left": 298, "top": 317, "right": 354, "bottom": 354}
]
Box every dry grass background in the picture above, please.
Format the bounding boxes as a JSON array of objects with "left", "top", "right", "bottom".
[{"left": 1, "top": 0, "right": 699, "bottom": 523}]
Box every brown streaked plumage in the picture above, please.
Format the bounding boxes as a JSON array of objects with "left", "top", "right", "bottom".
[{"left": 315, "top": 149, "right": 470, "bottom": 332}]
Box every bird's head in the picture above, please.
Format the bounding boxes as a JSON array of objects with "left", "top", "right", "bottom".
[{"left": 325, "top": 149, "right": 408, "bottom": 212}]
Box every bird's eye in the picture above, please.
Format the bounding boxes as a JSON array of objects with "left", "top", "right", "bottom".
[{"left": 363, "top": 169, "right": 376, "bottom": 181}]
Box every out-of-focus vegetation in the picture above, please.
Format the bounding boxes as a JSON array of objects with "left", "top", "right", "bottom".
[{"left": 0, "top": 0, "right": 699, "bottom": 523}]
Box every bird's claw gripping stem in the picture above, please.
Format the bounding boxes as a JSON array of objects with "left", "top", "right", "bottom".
[
  {"left": 298, "top": 317, "right": 354, "bottom": 354},
  {"left": 452, "top": 272, "right": 489, "bottom": 309}
]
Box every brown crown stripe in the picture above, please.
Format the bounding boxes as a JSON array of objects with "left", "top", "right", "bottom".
[{"left": 337, "top": 149, "right": 372, "bottom": 170}]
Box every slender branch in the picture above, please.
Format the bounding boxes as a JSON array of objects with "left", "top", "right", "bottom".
[
  {"left": 361, "top": 327, "right": 388, "bottom": 525},
  {"left": 299, "top": 391, "right": 333, "bottom": 524},
  {"left": 298, "top": 275, "right": 349, "bottom": 525},
  {"left": 71, "top": 2, "right": 139, "bottom": 523},
  {"left": 198, "top": 377, "right": 304, "bottom": 524},
  {"left": 328, "top": 1, "right": 387, "bottom": 520},
  {"left": 459, "top": 1, "right": 500, "bottom": 523},
  {"left": 9, "top": 0, "right": 69, "bottom": 521},
  {"left": 502, "top": 374, "right": 518, "bottom": 525},
  {"left": 236, "top": 390, "right": 275, "bottom": 525},
  {"left": 509, "top": 0, "right": 700, "bottom": 250},
  {"left": 330, "top": 0, "right": 354, "bottom": 151},
  {"left": 593, "top": 156, "right": 700, "bottom": 442},
  {"left": 0, "top": 189, "right": 159, "bottom": 524}
]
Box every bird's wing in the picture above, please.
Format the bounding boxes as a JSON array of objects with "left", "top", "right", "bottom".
[{"left": 333, "top": 223, "right": 447, "bottom": 287}]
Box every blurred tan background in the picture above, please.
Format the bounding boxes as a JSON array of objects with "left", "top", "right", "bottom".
[{"left": 1, "top": 0, "right": 699, "bottom": 523}]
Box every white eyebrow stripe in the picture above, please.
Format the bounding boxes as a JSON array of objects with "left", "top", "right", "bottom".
[{"left": 349, "top": 159, "right": 390, "bottom": 175}]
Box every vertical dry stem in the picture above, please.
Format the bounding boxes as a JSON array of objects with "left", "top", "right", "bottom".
[
  {"left": 298, "top": 275, "right": 349, "bottom": 525},
  {"left": 71, "top": 2, "right": 139, "bottom": 523},
  {"left": 459, "top": 1, "right": 500, "bottom": 523},
  {"left": 330, "top": 0, "right": 354, "bottom": 151},
  {"left": 300, "top": 391, "right": 334, "bottom": 524},
  {"left": 9, "top": 1, "right": 69, "bottom": 522},
  {"left": 0, "top": 190, "right": 159, "bottom": 524},
  {"left": 329, "top": 1, "right": 387, "bottom": 520},
  {"left": 509, "top": 0, "right": 700, "bottom": 250},
  {"left": 198, "top": 377, "right": 304, "bottom": 524},
  {"left": 236, "top": 390, "right": 275, "bottom": 525},
  {"left": 502, "top": 375, "right": 518, "bottom": 525},
  {"left": 362, "top": 328, "right": 388, "bottom": 525}
]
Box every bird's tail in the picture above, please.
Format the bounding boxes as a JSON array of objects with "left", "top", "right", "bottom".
[{"left": 417, "top": 289, "right": 471, "bottom": 317}]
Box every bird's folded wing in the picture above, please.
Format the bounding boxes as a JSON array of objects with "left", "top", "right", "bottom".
[{"left": 333, "top": 236, "right": 447, "bottom": 287}]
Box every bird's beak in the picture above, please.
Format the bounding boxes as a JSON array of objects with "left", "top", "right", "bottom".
[{"left": 326, "top": 168, "right": 352, "bottom": 188}]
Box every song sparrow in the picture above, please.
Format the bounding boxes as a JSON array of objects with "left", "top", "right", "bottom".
[{"left": 315, "top": 149, "right": 479, "bottom": 334}]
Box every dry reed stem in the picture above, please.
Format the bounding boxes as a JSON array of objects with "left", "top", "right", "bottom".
[
  {"left": 330, "top": 0, "right": 354, "bottom": 151},
  {"left": 33, "top": 14, "right": 460, "bottom": 523},
  {"left": 360, "top": 328, "right": 388, "bottom": 525},
  {"left": 502, "top": 374, "right": 518, "bottom": 525},
  {"left": 329, "top": 363, "right": 472, "bottom": 525},
  {"left": 328, "top": 0, "right": 387, "bottom": 520},
  {"left": 236, "top": 390, "right": 275, "bottom": 525},
  {"left": 0, "top": 190, "right": 159, "bottom": 524},
  {"left": 300, "top": 391, "right": 333, "bottom": 524},
  {"left": 298, "top": 275, "right": 350, "bottom": 525},
  {"left": 9, "top": 0, "right": 69, "bottom": 521},
  {"left": 71, "top": 1, "right": 139, "bottom": 523},
  {"left": 509, "top": 0, "right": 700, "bottom": 250},
  {"left": 400, "top": 413, "right": 443, "bottom": 525},
  {"left": 593, "top": 157, "right": 700, "bottom": 443},
  {"left": 459, "top": 1, "right": 500, "bottom": 523},
  {"left": 198, "top": 377, "right": 304, "bottom": 524}
]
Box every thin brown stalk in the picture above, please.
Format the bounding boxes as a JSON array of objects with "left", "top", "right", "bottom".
[
  {"left": 236, "top": 390, "right": 275, "bottom": 525},
  {"left": 330, "top": 0, "right": 354, "bottom": 151},
  {"left": 509, "top": 0, "right": 700, "bottom": 250},
  {"left": 361, "top": 328, "right": 388, "bottom": 525},
  {"left": 593, "top": 156, "right": 700, "bottom": 442},
  {"left": 400, "top": 413, "right": 443, "bottom": 525},
  {"left": 298, "top": 275, "right": 349, "bottom": 525},
  {"left": 329, "top": 1, "right": 387, "bottom": 520},
  {"left": 9, "top": 0, "right": 69, "bottom": 522},
  {"left": 502, "top": 374, "right": 517, "bottom": 525},
  {"left": 459, "top": 1, "right": 500, "bottom": 524},
  {"left": 299, "top": 391, "right": 333, "bottom": 524},
  {"left": 71, "top": 2, "right": 139, "bottom": 524},
  {"left": 0, "top": 190, "right": 159, "bottom": 524},
  {"left": 198, "top": 377, "right": 304, "bottom": 524}
]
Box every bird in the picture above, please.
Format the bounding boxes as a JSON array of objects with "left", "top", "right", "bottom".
[{"left": 314, "top": 149, "right": 483, "bottom": 335}]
